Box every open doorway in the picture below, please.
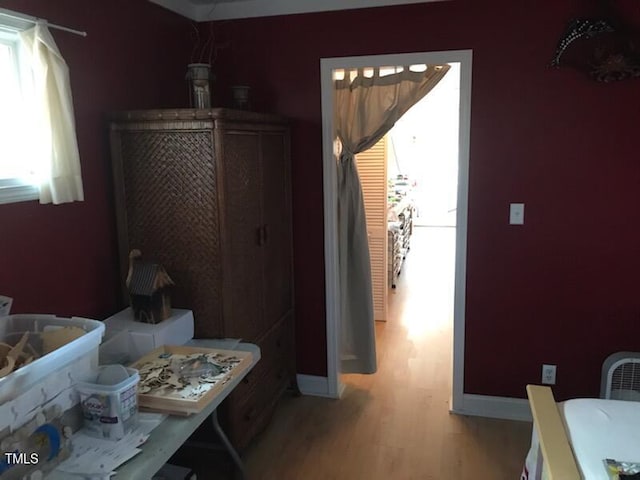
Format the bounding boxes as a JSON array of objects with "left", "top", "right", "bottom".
[
  {"left": 357, "top": 63, "right": 460, "bottom": 324},
  {"left": 390, "top": 63, "right": 459, "bottom": 230},
  {"left": 320, "top": 51, "right": 472, "bottom": 411}
]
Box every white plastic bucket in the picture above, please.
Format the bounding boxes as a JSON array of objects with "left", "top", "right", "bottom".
[{"left": 76, "top": 366, "right": 139, "bottom": 441}]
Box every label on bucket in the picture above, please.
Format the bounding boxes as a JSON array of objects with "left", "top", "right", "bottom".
[
  {"left": 80, "top": 388, "right": 137, "bottom": 440},
  {"left": 119, "top": 384, "right": 137, "bottom": 422},
  {"left": 82, "top": 394, "right": 119, "bottom": 425},
  {"left": 81, "top": 392, "right": 124, "bottom": 439},
  {"left": 77, "top": 368, "right": 139, "bottom": 440}
]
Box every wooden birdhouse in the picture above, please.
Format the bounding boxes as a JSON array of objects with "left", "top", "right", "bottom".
[{"left": 126, "top": 249, "right": 174, "bottom": 324}]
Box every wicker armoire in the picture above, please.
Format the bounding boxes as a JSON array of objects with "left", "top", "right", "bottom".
[{"left": 109, "top": 108, "right": 296, "bottom": 450}]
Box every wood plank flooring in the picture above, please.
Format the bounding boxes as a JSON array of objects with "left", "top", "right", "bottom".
[{"left": 236, "top": 227, "right": 532, "bottom": 479}]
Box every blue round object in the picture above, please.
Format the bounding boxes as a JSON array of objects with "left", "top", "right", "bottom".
[{"left": 33, "top": 423, "right": 61, "bottom": 461}]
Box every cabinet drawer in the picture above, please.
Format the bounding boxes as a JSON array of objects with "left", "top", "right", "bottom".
[
  {"left": 229, "top": 348, "right": 269, "bottom": 404},
  {"left": 225, "top": 312, "right": 294, "bottom": 410},
  {"left": 224, "top": 357, "right": 291, "bottom": 450},
  {"left": 230, "top": 360, "right": 289, "bottom": 424},
  {"left": 260, "top": 312, "right": 295, "bottom": 365},
  {"left": 221, "top": 313, "right": 295, "bottom": 449}
]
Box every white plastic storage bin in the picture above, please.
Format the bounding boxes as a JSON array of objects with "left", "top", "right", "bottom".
[{"left": 0, "top": 315, "right": 105, "bottom": 405}]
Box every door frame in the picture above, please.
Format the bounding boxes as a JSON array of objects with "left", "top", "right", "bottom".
[{"left": 320, "top": 49, "right": 473, "bottom": 410}]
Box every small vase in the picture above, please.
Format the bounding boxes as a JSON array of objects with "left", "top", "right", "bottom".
[
  {"left": 231, "top": 85, "right": 250, "bottom": 110},
  {"left": 186, "top": 63, "right": 212, "bottom": 108}
]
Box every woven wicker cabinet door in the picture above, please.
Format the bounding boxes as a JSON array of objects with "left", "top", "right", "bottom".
[
  {"left": 260, "top": 130, "right": 293, "bottom": 331},
  {"left": 219, "top": 129, "right": 265, "bottom": 341},
  {"left": 118, "top": 128, "right": 223, "bottom": 338}
]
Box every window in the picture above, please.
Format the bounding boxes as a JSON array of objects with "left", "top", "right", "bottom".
[
  {"left": 0, "top": 20, "right": 40, "bottom": 204},
  {"left": 0, "top": 11, "right": 84, "bottom": 205}
]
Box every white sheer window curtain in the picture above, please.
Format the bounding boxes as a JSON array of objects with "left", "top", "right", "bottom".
[
  {"left": 19, "top": 23, "right": 84, "bottom": 204},
  {"left": 334, "top": 64, "right": 450, "bottom": 374}
]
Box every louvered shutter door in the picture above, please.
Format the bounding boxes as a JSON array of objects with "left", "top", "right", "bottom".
[{"left": 355, "top": 136, "right": 388, "bottom": 321}]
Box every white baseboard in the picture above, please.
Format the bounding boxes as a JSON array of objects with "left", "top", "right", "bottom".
[
  {"left": 337, "top": 381, "right": 347, "bottom": 398},
  {"left": 297, "top": 374, "right": 334, "bottom": 398},
  {"left": 451, "top": 393, "right": 532, "bottom": 422}
]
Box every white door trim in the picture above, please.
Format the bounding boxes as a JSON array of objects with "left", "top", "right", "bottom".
[{"left": 320, "top": 50, "right": 473, "bottom": 410}]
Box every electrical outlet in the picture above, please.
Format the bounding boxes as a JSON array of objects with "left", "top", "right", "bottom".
[{"left": 542, "top": 364, "right": 556, "bottom": 385}]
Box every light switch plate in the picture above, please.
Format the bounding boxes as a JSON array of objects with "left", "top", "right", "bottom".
[{"left": 509, "top": 203, "right": 525, "bottom": 225}]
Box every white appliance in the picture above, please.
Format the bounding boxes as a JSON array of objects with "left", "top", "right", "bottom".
[{"left": 600, "top": 351, "right": 640, "bottom": 401}]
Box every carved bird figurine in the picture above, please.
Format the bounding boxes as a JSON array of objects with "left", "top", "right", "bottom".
[{"left": 125, "top": 249, "right": 142, "bottom": 290}]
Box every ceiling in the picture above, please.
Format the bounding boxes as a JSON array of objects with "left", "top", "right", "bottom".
[{"left": 150, "top": 0, "right": 447, "bottom": 21}]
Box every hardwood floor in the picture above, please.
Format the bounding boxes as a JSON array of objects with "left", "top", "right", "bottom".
[{"left": 236, "top": 227, "right": 532, "bottom": 479}]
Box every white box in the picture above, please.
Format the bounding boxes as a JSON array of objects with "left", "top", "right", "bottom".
[
  {"left": 99, "top": 328, "right": 133, "bottom": 365},
  {"left": 103, "top": 308, "right": 194, "bottom": 361}
]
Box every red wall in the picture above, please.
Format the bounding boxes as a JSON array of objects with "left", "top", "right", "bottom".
[
  {"left": 0, "top": 1, "right": 192, "bottom": 318},
  {"left": 3, "top": 0, "right": 640, "bottom": 401},
  {"left": 210, "top": 0, "right": 640, "bottom": 399}
]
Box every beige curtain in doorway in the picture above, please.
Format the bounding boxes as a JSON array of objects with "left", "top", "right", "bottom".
[{"left": 335, "top": 64, "right": 450, "bottom": 374}]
